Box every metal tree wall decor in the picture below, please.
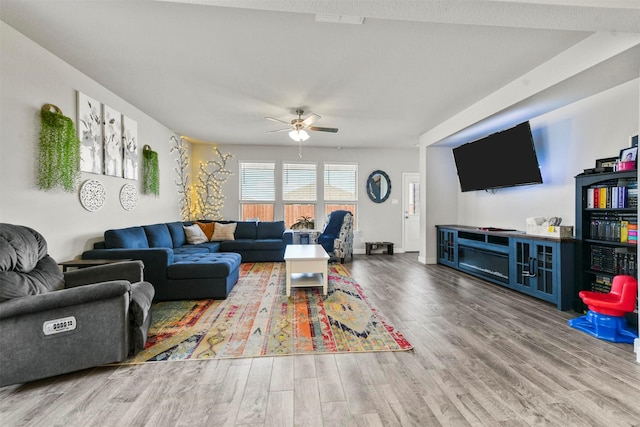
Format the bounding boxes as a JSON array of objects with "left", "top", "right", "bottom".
[
  {"left": 192, "top": 147, "right": 233, "bottom": 220},
  {"left": 170, "top": 135, "right": 192, "bottom": 220},
  {"left": 38, "top": 104, "right": 81, "bottom": 192}
]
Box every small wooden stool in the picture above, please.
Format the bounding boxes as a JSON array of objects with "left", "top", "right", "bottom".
[{"left": 365, "top": 242, "right": 394, "bottom": 255}]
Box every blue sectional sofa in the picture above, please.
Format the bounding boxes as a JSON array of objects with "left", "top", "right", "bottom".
[{"left": 82, "top": 220, "right": 286, "bottom": 301}]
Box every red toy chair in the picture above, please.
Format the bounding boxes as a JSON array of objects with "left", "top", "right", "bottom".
[{"left": 568, "top": 275, "right": 638, "bottom": 343}]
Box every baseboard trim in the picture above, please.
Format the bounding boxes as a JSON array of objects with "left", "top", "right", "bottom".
[{"left": 418, "top": 256, "right": 436, "bottom": 264}]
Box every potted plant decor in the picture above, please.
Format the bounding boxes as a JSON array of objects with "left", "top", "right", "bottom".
[
  {"left": 142, "top": 144, "right": 160, "bottom": 196},
  {"left": 291, "top": 216, "right": 314, "bottom": 230},
  {"left": 38, "top": 104, "right": 81, "bottom": 192}
]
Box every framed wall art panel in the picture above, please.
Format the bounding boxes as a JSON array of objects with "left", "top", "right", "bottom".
[
  {"left": 103, "top": 104, "right": 123, "bottom": 177},
  {"left": 77, "top": 92, "right": 103, "bottom": 174},
  {"left": 122, "top": 115, "right": 138, "bottom": 180}
]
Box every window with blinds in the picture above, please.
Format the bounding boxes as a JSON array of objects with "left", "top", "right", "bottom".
[
  {"left": 324, "top": 163, "right": 357, "bottom": 228},
  {"left": 240, "top": 161, "right": 275, "bottom": 221},
  {"left": 324, "top": 163, "right": 357, "bottom": 201},
  {"left": 283, "top": 163, "right": 316, "bottom": 227},
  {"left": 282, "top": 163, "right": 316, "bottom": 201},
  {"left": 240, "top": 162, "right": 275, "bottom": 201}
]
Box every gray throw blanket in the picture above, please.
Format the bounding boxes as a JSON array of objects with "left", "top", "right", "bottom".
[{"left": 0, "top": 224, "right": 64, "bottom": 301}]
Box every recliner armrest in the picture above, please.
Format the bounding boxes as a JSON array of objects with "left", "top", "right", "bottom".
[
  {"left": 63, "top": 260, "right": 145, "bottom": 287},
  {"left": 0, "top": 281, "right": 130, "bottom": 319}
]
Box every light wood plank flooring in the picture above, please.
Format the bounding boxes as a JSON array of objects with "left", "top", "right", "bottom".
[{"left": 2, "top": 254, "right": 639, "bottom": 426}]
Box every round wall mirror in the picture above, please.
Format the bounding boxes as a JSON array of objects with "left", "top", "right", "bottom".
[{"left": 366, "top": 170, "right": 391, "bottom": 203}]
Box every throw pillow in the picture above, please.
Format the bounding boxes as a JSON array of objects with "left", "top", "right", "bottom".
[
  {"left": 183, "top": 224, "right": 208, "bottom": 245},
  {"left": 211, "top": 222, "right": 237, "bottom": 241},
  {"left": 196, "top": 221, "right": 215, "bottom": 240}
]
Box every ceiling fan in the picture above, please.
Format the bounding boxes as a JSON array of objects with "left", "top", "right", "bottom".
[{"left": 265, "top": 109, "right": 339, "bottom": 142}]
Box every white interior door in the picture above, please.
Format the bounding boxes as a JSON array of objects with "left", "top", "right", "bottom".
[{"left": 403, "top": 172, "right": 420, "bottom": 252}]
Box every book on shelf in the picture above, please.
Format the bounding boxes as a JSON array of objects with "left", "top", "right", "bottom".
[
  {"left": 628, "top": 222, "right": 638, "bottom": 245},
  {"left": 586, "top": 178, "right": 636, "bottom": 209},
  {"left": 590, "top": 274, "right": 612, "bottom": 293},
  {"left": 588, "top": 212, "right": 636, "bottom": 242}
]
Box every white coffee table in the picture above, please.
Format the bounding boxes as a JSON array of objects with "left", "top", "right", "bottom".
[{"left": 284, "top": 244, "right": 330, "bottom": 297}]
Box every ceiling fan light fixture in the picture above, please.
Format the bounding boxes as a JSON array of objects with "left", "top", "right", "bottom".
[{"left": 289, "top": 129, "right": 310, "bottom": 142}]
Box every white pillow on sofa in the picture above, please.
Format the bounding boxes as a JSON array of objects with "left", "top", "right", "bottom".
[
  {"left": 211, "top": 222, "right": 237, "bottom": 241},
  {"left": 183, "top": 224, "right": 208, "bottom": 244}
]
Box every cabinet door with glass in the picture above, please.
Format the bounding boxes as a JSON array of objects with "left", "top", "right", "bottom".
[
  {"left": 511, "top": 238, "right": 558, "bottom": 305},
  {"left": 437, "top": 227, "right": 457, "bottom": 268}
]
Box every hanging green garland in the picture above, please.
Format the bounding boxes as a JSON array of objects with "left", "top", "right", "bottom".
[
  {"left": 38, "top": 104, "right": 81, "bottom": 192},
  {"left": 142, "top": 144, "right": 160, "bottom": 196}
]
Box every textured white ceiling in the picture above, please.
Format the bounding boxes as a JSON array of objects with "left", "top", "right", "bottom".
[{"left": 1, "top": 0, "right": 638, "bottom": 149}]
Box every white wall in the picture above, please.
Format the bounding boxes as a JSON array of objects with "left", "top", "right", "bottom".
[
  {"left": 190, "top": 144, "right": 419, "bottom": 253},
  {"left": 0, "top": 23, "right": 181, "bottom": 260},
  {"left": 422, "top": 78, "right": 639, "bottom": 263}
]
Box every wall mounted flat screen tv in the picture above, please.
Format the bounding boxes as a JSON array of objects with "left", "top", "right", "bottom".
[{"left": 452, "top": 121, "right": 543, "bottom": 192}]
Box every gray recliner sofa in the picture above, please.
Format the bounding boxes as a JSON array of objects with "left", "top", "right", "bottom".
[{"left": 0, "top": 224, "right": 155, "bottom": 386}]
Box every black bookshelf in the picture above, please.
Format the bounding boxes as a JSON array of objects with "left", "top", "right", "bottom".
[{"left": 574, "top": 169, "right": 638, "bottom": 328}]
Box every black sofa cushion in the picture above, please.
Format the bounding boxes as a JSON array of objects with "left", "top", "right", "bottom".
[
  {"left": 257, "top": 221, "right": 285, "bottom": 239},
  {"left": 219, "top": 239, "right": 253, "bottom": 252},
  {"left": 166, "top": 221, "right": 187, "bottom": 247},
  {"left": 252, "top": 239, "right": 285, "bottom": 250},
  {"left": 105, "top": 227, "right": 149, "bottom": 249},
  {"left": 233, "top": 221, "right": 257, "bottom": 239},
  {"left": 144, "top": 224, "right": 173, "bottom": 248}
]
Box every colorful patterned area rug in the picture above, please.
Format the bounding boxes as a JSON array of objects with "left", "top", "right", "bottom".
[{"left": 125, "top": 262, "right": 412, "bottom": 363}]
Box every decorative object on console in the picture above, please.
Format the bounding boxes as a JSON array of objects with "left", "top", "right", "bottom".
[
  {"left": 38, "top": 104, "right": 81, "bottom": 192},
  {"left": 142, "top": 144, "right": 159, "bottom": 196},
  {"left": 526, "top": 216, "right": 573, "bottom": 238},
  {"left": 77, "top": 91, "right": 103, "bottom": 174},
  {"left": 170, "top": 135, "right": 192, "bottom": 220},
  {"left": 119, "top": 183, "right": 138, "bottom": 211},
  {"left": 79, "top": 178, "right": 106, "bottom": 212},
  {"left": 122, "top": 115, "right": 138, "bottom": 180},
  {"left": 366, "top": 170, "right": 391, "bottom": 203}
]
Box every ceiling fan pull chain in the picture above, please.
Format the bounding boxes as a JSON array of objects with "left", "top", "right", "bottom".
[{"left": 298, "top": 140, "right": 303, "bottom": 158}]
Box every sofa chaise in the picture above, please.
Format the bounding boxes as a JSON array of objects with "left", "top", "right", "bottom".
[{"left": 82, "top": 220, "right": 286, "bottom": 301}]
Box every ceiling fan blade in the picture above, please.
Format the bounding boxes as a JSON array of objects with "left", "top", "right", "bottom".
[
  {"left": 266, "top": 128, "right": 291, "bottom": 133},
  {"left": 309, "top": 126, "right": 339, "bottom": 133},
  {"left": 265, "top": 117, "right": 291, "bottom": 125},
  {"left": 302, "top": 113, "right": 321, "bottom": 127}
]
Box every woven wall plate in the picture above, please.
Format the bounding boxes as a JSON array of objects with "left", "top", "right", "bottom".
[
  {"left": 79, "top": 179, "right": 106, "bottom": 212},
  {"left": 120, "top": 183, "right": 138, "bottom": 211}
]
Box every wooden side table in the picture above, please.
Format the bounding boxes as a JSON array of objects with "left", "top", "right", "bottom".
[
  {"left": 58, "top": 259, "right": 131, "bottom": 272},
  {"left": 365, "top": 242, "right": 394, "bottom": 255}
]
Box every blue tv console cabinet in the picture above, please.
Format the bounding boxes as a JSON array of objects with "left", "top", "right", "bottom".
[{"left": 436, "top": 225, "right": 575, "bottom": 311}]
